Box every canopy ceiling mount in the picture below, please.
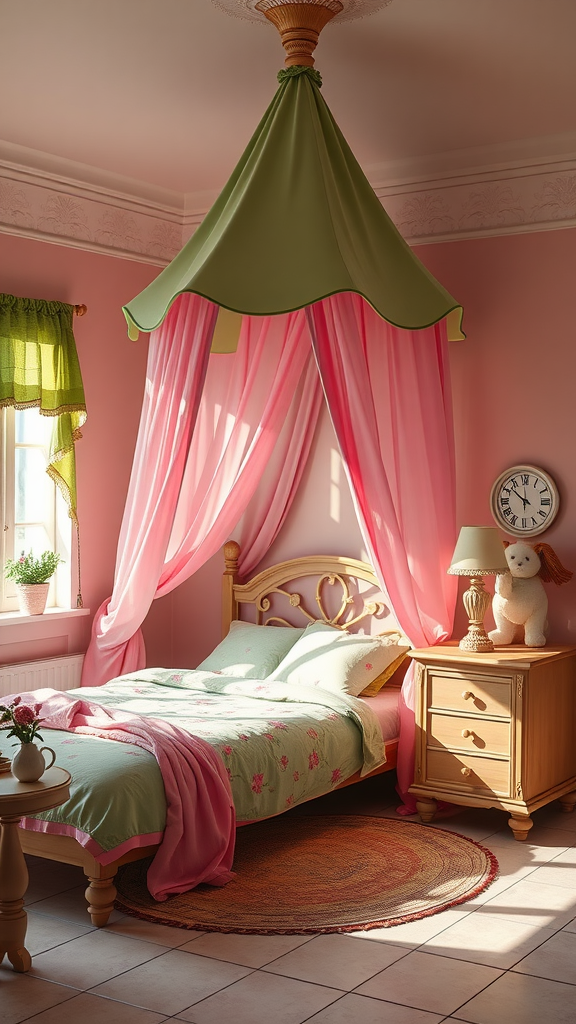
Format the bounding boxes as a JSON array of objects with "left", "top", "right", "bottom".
[
  {"left": 212, "top": 0, "right": 394, "bottom": 25},
  {"left": 256, "top": 1, "right": 343, "bottom": 67}
]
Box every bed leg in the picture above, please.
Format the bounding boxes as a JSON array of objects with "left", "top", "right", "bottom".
[{"left": 85, "top": 867, "right": 117, "bottom": 927}]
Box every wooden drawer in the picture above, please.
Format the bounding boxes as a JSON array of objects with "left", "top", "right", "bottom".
[
  {"left": 428, "top": 713, "right": 510, "bottom": 756},
  {"left": 429, "top": 671, "right": 511, "bottom": 718},
  {"left": 426, "top": 749, "right": 511, "bottom": 796}
]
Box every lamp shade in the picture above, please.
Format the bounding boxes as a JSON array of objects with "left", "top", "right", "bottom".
[{"left": 447, "top": 526, "right": 508, "bottom": 576}]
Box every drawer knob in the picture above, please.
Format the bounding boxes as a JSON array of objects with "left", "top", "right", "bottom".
[
  {"left": 462, "top": 690, "right": 474, "bottom": 700},
  {"left": 461, "top": 767, "right": 472, "bottom": 777},
  {"left": 461, "top": 729, "right": 474, "bottom": 739}
]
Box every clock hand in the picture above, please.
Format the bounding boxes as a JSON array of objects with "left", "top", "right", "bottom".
[{"left": 512, "top": 487, "right": 529, "bottom": 508}]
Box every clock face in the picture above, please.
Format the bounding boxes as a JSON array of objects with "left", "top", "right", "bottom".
[{"left": 491, "top": 465, "right": 559, "bottom": 537}]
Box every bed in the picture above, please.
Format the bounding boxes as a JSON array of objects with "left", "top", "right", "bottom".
[{"left": 2, "top": 543, "right": 409, "bottom": 926}]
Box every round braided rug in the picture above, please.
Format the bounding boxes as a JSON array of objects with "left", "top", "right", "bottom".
[{"left": 115, "top": 815, "right": 498, "bottom": 934}]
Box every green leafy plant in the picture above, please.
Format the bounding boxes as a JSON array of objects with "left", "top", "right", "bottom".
[
  {"left": 0, "top": 697, "right": 44, "bottom": 744},
  {"left": 4, "top": 550, "right": 64, "bottom": 585}
]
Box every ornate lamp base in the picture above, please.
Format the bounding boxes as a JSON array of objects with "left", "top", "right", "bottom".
[{"left": 460, "top": 576, "right": 494, "bottom": 653}]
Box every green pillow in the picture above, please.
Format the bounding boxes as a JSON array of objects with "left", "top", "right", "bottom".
[
  {"left": 270, "top": 621, "right": 410, "bottom": 696},
  {"left": 197, "top": 620, "right": 304, "bottom": 679}
]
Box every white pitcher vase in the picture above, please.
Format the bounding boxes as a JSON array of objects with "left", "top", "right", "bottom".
[{"left": 11, "top": 742, "right": 56, "bottom": 782}]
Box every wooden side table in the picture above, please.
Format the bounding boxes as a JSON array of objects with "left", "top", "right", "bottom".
[
  {"left": 408, "top": 643, "right": 576, "bottom": 840},
  {"left": 0, "top": 766, "right": 71, "bottom": 972}
]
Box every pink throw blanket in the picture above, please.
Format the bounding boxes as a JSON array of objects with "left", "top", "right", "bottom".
[{"left": 7, "top": 690, "right": 236, "bottom": 901}]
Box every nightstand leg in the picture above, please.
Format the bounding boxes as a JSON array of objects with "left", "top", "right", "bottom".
[
  {"left": 0, "top": 813, "right": 31, "bottom": 973},
  {"left": 508, "top": 812, "right": 533, "bottom": 841},
  {"left": 559, "top": 790, "right": 576, "bottom": 814},
  {"left": 416, "top": 797, "right": 438, "bottom": 823}
]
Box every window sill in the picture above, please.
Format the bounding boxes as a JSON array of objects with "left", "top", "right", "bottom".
[{"left": 0, "top": 608, "right": 91, "bottom": 627}]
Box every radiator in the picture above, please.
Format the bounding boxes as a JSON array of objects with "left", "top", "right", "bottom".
[{"left": 0, "top": 654, "right": 84, "bottom": 699}]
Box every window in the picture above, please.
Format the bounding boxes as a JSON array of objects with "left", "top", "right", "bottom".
[{"left": 1, "top": 407, "right": 71, "bottom": 612}]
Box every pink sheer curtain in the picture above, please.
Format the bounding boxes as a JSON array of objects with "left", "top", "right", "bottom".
[
  {"left": 156, "top": 309, "right": 320, "bottom": 593},
  {"left": 307, "top": 293, "right": 457, "bottom": 811},
  {"left": 83, "top": 301, "right": 321, "bottom": 687},
  {"left": 82, "top": 294, "right": 218, "bottom": 688}
]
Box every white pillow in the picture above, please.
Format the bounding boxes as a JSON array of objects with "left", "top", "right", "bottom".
[
  {"left": 197, "top": 620, "right": 304, "bottom": 679},
  {"left": 269, "top": 621, "right": 410, "bottom": 696}
]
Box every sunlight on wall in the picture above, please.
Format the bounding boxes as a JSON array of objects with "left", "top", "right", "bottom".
[{"left": 330, "top": 447, "right": 341, "bottom": 523}]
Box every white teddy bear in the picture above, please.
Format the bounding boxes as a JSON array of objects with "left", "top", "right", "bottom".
[{"left": 489, "top": 541, "right": 572, "bottom": 647}]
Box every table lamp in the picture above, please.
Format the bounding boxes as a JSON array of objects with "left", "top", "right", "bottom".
[{"left": 447, "top": 526, "right": 508, "bottom": 652}]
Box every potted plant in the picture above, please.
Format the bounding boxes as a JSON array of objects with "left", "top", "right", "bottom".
[{"left": 4, "top": 550, "right": 64, "bottom": 615}]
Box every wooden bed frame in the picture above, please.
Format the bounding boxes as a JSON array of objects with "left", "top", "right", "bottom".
[{"left": 19, "top": 543, "right": 403, "bottom": 926}]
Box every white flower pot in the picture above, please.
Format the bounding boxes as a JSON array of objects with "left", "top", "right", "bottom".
[
  {"left": 11, "top": 742, "right": 56, "bottom": 782},
  {"left": 16, "top": 583, "right": 50, "bottom": 615}
]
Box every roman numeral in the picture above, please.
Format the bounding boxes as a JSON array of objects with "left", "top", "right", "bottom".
[
  {"left": 531, "top": 517, "right": 538, "bottom": 526},
  {"left": 521, "top": 474, "right": 529, "bottom": 485},
  {"left": 539, "top": 486, "right": 549, "bottom": 494},
  {"left": 511, "top": 477, "right": 519, "bottom": 489},
  {"left": 510, "top": 514, "right": 518, "bottom": 526},
  {"left": 539, "top": 510, "right": 546, "bottom": 518},
  {"left": 503, "top": 506, "right": 513, "bottom": 517},
  {"left": 541, "top": 497, "right": 551, "bottom": 506},
  {"left": 522, "top": 518, "right": 528, "bottom": 529},
  {"left": 500, "top": 496, "right": 510, "bottom": 507}
]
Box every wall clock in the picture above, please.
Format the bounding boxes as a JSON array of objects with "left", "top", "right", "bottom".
[{"left": 490, "top": 465, "right": 559, "bottom": 537}]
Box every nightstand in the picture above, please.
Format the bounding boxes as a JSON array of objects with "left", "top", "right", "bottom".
[{"left": 408, "top": 643, "right": 576, "bottom": 840}]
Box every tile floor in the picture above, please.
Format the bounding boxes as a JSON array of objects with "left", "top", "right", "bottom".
[{"left": 3, "top": 773, "right": 576, "bottom": 1024}]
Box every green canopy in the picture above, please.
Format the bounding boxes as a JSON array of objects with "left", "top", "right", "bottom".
[{"left": 123, "top": 66, "right": 463, "bottom": 340}]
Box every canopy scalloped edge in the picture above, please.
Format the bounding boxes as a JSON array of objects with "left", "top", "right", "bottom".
[
  {"left": 123, "top": 67, "right": 464, "bottom": 343},
  {"left": 124, "top": 293, "right": 464, "bottom": 342}
]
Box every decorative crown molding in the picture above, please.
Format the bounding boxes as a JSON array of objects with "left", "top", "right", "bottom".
[{"left": 2, "top": 134, "right": 576, "bottom": 266}]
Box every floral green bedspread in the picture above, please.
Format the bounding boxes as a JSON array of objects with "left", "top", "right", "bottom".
[{"left": 0, "top": 669, "right": 386, "bottom": 857}]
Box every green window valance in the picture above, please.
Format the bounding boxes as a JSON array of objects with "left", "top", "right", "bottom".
[{"left": 0, "top": 293, "right": 87, "bottom": 524}]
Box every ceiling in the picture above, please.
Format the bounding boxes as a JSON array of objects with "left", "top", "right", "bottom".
[{"left": 1, "top": 0, "right": 576, "bottom": 200}]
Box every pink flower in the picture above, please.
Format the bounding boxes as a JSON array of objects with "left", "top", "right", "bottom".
[
  {"left": 269, "top": 721, "right": 287, "bottom": 730},
  {"left": 286, "top": 794, "right": 294, "bottom": 807},
  {"left": 251, "top": 773, "right": 264, "bottom": 794},
  {"left": 12, "top": 696, "right": 21, "bottom": 706},
  {"left": 331, "top": 768, "right": 342, "bottom": 784},
  {"left": 293, "top": 771, "right": 300, "bottom": 782},
  {"left": 34, "top": 703, "right": 43, "bottom": 715},
  {"left": 365, "top": 662, "right": 373, "bottom": 671},
  {"left": 239, "top": 734, "right": 249, "bottom": 742},
  {"left": 222, "top": 745, "right": 233, "bottom": 756},
  {"left": 279, "top": 755, "right": 289, "bottom": 771},
  {"left": 307, "top": 728, "right": 318, "bottom": 739},
  {"left": 308, "top": 750, "right": 319, "bottom": 770},
  {"left": 265, "top": 733, "right": 274, "bottom": 741},
  {"left": 13, "top": 705, "right": 35, "bottom": 725},
  {"left": 226, "top": 767, "right": 232, "bottom": 779}
]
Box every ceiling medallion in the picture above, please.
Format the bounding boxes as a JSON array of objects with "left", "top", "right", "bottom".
[{"left": 211, "top": 1, "right": 394, "bottom": 26}]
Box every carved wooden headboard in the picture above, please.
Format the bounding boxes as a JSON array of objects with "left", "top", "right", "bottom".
[{"left": 222, "top": 540, "right": 390, "bottom": 638}]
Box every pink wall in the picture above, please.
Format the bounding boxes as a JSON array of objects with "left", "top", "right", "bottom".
[
  {"left": 420, "top": 228, "right": 576, "bottom": 643},
  {"left": 0, "top": 232, "right": 156, "bottom": 665}
]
